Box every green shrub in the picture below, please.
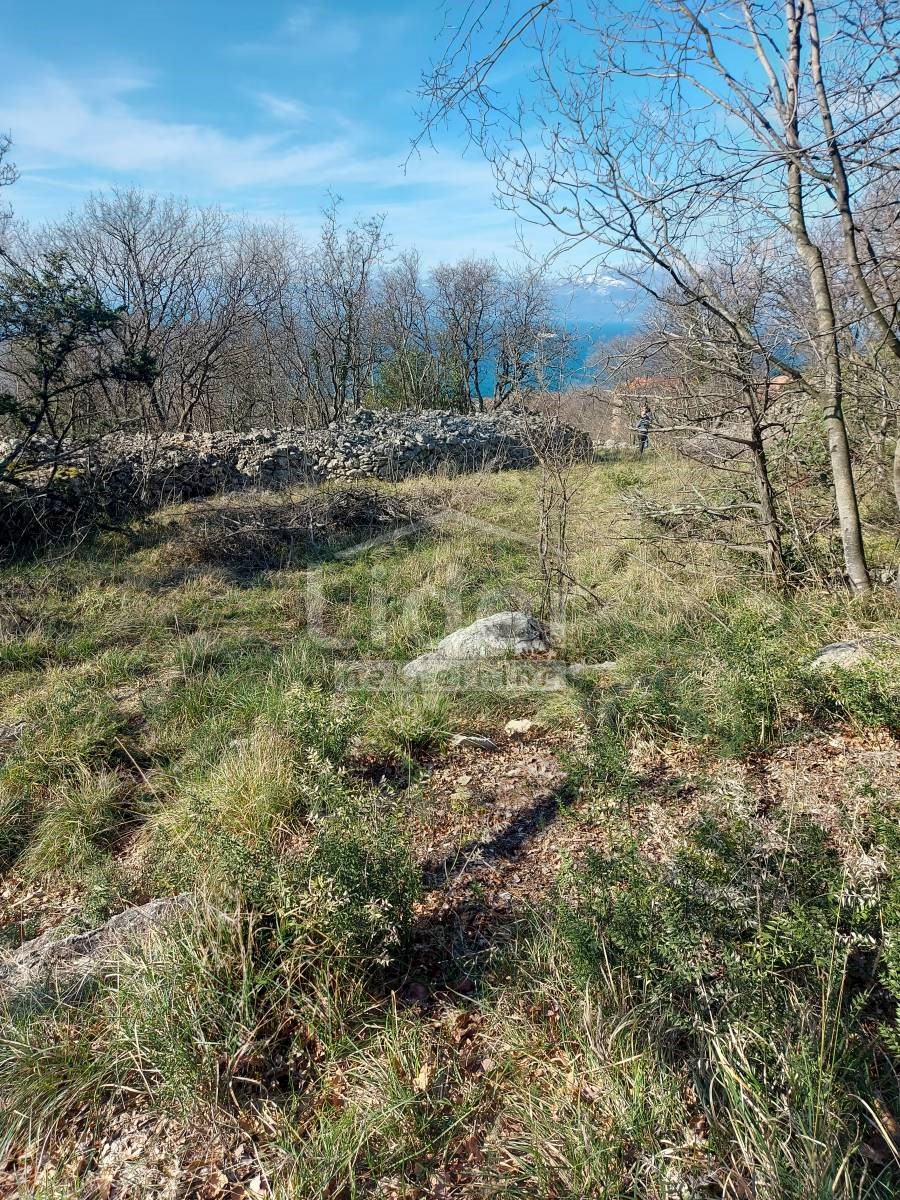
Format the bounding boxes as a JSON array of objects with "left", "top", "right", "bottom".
[
  {"left": 803, "top": 661, "right": 900, "bottom": 735},
  {"left": 586, "top": 595, "right": 900, "bottom": 757},
  {"left": 145, "top": 720, "right": 355, "bottom": 896},
  {"left": 556, "top": 812, "right": 900, "bottom": 1195},
  {"left": 558, "top": 813, "right": 872, "bottom": 1029},
  {"left": 304, "top": 800, "right": 420, "bottom": 969},
  {"left": 76, "top": 858, "right": 136, "bottom": 929},
  {"left": 0, "top": 797, "right": 419, "bottom": 1136},
  {"left": 564, "top": 705, "right": 634, "bottom": 804},
  {"left": 278, "top": 685, "right": 359, "bottom": 763},
  {"left": 0, "top": 785, "right": 31, "bottom": 869}
]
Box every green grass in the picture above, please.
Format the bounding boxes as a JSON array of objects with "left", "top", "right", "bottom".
[
  {"left": 20, "top": 768, "right": 126, "bottom": 881},
  {"left": 0, "top": 460, "right": 897, "bottom": 1196}
]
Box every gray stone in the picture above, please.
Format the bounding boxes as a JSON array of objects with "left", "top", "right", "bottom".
[
  {"left": 0, "top": 894, "right": 193, "bottom": 1011},
  {"left": 449, "top": 734, "right": 500, "bottom": 751},
  {"left": 809, "top": 641, "right": 875, "bottom": 671},
  {"left": 0, "top": 720, "right": 26, "bottom": 744},
  {"left": 402, "top": 611, "right": 554, "bottom": 679},
  {"left": 809, "top": 637, "right": 898, "bottom": 673},
  {"left": 4, "top": 409, "right": 592, "bottom": 548}
]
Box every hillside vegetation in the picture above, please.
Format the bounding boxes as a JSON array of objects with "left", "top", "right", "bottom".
[{"left": 0, "top": 451, "right": 898, "bottom": 1198}]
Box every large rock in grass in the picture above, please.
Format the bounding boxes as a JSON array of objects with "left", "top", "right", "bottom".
[
  {"left": 808, "top": 636, "right": 899, "bottom": 673},
  {"left": 0, "top": 721, "right": 26, "bottom": 757},
  {"left": 402, "top": 611, "right": 554, "bottom": 680},
  {"left": 0, "top": 894, "right": 192, "bottom": 1011}
]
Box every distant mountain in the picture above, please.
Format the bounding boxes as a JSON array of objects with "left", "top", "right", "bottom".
[
  {"left": 551, "top": 278, "right": 646, "bottom": 321},
  {"left": 550, "top": 280, "right": 646, "bottom": 386}
]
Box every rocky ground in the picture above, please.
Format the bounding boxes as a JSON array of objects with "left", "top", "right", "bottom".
[{"left": 2, "top": 717, "right": 897, "bottom": 1199}]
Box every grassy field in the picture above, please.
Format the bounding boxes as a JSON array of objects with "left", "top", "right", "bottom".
[{"left": 0, "top": 452, "right": 898, "bottom": 1198}]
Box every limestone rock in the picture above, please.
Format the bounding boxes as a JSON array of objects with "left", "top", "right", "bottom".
[
  {"left": 4, "top": 409, "right": 592, "bottom": 556},
  {"left": 0, "top": 894, "right": 193, "bottom": 1010},
  {"left": 809, "top": 641, "right": 876, "bottom": 672},
  {"left": 7, "top": 409, "right": 591, "bottom": 513},
  {"left": 504, "top": 718, "right": 536, "bottom": 740},
  {"left": 402, "top": 611, "right": 553, "bottom": 679},
  {"left": 808, "top": 636, "right": 898, "bottom": 673}
]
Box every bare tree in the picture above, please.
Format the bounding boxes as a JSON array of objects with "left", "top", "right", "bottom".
[
  {"left": 833, "top": 184, "right": 900, "bottom": 519},
  {"left": 429, "top": 257, "right": 556, "bottom": 410},
  {"left": 606, "top": 249, "right": 794, "bottom": 584},
  {"left": 529, "top": 328, "right": 590, "bottom": 617},
  {"left": 420, "top": 0, "right": 900, "bottom": 592},
  {"left": 494, "top": 264, "right": 558, "bottom": 404},
  {"left": 282, "top": 204, "right": 388, "bottom": 425},
  {"left": 374, "top": 250, "right": 445, "bottom": 410},
  {"left": 0, "top": 134, "right": 17, "bottom": 223},
  {"left": 59, "top": 191, "right": 263, "bottom": 433},
  {"left": 431, "top": 257, "right": 500, "bottom": 411}
]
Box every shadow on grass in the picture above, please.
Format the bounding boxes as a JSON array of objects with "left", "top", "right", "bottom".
[
  {"left": 420, "top": 788, "right": 565, "bottom": 889},
  {"left": 387, "top": 780, "right": 570, "bottom": 1007},
  {"left": 145, "top": 489, "right": 434, "bottom": 589}
]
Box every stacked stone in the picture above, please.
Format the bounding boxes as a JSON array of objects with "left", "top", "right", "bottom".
[{"left": 84, "top": 408, "right": 591, "bottom": 503}]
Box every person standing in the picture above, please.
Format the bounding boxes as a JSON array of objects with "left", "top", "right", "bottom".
[{"left": 636, "top": 403, "right": 653, "bottom": 453}]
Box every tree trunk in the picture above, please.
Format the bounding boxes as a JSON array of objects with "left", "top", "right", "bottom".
[
  {"left": 820, "top": 354, "right": 871, "bottom": 593},
  {"left": 778, "top": 2, "right": 870, "bottom": 592},
  {"left": 749, "top": 430, "right": 787, "bottom": 588},
  {"left": 787, "top": 207, "right": 870, "bottom": 595}
]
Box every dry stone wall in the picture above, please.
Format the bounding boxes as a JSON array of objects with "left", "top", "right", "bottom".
[
  {"left": 1, "top": 409, "right": 592, "bottom": 548},
  {"left": 85, "top": 408, "right": 591, "bottom": 506}
]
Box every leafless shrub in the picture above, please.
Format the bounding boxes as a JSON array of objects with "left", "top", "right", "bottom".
[{"left": 165, "top": 485, "right": 428, "bottom": 575}]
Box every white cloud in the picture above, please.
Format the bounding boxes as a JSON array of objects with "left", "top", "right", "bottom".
[
  {"left": 1, "top": 67, "right": 543, "bottom": 264},
  {"left": 2, "top": 70, "right": 502, "bottom": 198},
  {"left": 283, "top": 5, "right": 362, "bottom": 55},
  {"left": 253, "top": 91, "right": 312, "bottom": 124},
  {"left": 3, "top": 73, "right": 359, "bottom": 188}
]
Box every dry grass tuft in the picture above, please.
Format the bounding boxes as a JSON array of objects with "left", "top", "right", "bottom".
[{"left": 165, "top": 484, "right": 429, "bottom": 575}]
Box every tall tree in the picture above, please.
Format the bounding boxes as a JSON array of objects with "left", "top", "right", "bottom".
[
  {"left": 420, "top": 0, "right": 900, "bottom": 592},
  {"left": 374, "top": 251, "right": 445, "bottom": 411},
  {"left": 286, "top": 204, "right": 389, "bottom": 425},
  {"left": 60, "top": 190, "right": 262, "bottom": 433}
]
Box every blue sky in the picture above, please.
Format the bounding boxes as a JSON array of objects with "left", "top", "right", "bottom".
[
  {"left": 0, "top": 0, "right": 644, "bottom": 327},
  {"left": 0, "top": 1, "right": 533, "bottom": 259}
]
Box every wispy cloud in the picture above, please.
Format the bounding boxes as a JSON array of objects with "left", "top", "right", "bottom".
[
  {"left": 4, "top": 73, "right": 358, "bottom": 188},
  {"left": 253, "top": 91, "right": 312, "bottom": 124},
  {"left": 284, "top": 5, "right": 362, "bottom": 55},
  {"left": 3, "top": 70, "right": 500, "bottom": 196},
  {"left": 229, "top": 4, "right": 365, "bottom": 60},
  {"left": 1, "top": 62, "right": 538, "bottom": 263}
]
